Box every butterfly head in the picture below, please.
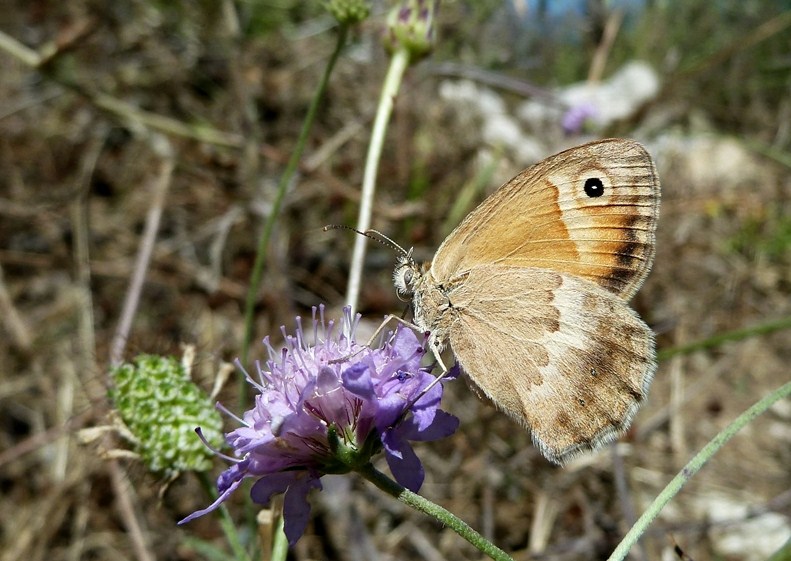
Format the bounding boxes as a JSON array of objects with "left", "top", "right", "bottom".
[{"left": 393, "top": 248, "right": 422, "bottom": 302}]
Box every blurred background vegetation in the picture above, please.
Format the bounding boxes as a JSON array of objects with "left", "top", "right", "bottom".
[{"left": 1, "top": 1, "right": 790, "bottom": 560}]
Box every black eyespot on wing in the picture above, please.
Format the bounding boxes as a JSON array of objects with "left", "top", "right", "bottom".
[{"left": 584, "top": 177, "right": 604, "bottom": 197}]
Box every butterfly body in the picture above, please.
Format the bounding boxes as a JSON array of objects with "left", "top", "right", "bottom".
[{"left": 393, "top": 138, "right": 660, "bottom": 464}]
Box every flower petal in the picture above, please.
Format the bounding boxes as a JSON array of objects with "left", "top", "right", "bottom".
[
  {"left": 382, "top": 430, "right": 424, "bottom": 491},
  {"left": 399, "top": 410, "right": 459, "bottom": 442},
  {"left": 217, "top": 459, "right": 248, "bottom": 492},
  {"left": 178, "top": 475, "right": 244, "bottom": 524},
  {"left": 315, "top": 366, "right": 340, "bottom": 394},
  {"left": 412, "top": 374, "right": 442, "bottom": 408},
  {"left": 282, "top": 473, "right": 323, "bottom": 545},
  {"left": 341, "top": 360, "right": 375, "bottom": 400},
  {"left": 390, "top": 326, "right": 421, "bottom": 358},
  {"left": 250, "top": 471, "right": 301, "bottom": 506},
  {"left": 445, "top": 362, "right": 462, "bottom": 380},
  {"left": 407, "top": 379, "right": 442, "bottom": 431},
  {"left": 374, "top": 392, "right": 410, "bottom": 430}
]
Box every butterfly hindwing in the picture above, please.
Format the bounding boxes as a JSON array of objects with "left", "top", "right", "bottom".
[{"left": 443, "top": 266, "right": 656, "bottom": 464}]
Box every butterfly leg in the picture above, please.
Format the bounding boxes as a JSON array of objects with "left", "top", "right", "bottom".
[
  {"left": 368, "top": 313, "right": 424, "bottom": 346},
  {"left": 389, "top": 341, "right": 456, "bottom": 430},
  {"left": 328, "top": 314, "right": 424, "bottom": 365},
  {"left": 367, "top": 315, "right": 451, "bottom": 376},
  {"left": 330, "top": 314, "right": 455, "bottom": 429}
]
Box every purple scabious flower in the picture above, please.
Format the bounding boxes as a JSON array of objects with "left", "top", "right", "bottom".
[
  {"left": 561, "top": 101, "right": 598, "bottom": 135},
  {"left": 179, "top": 306, "right": 458, "bottom": 545}
]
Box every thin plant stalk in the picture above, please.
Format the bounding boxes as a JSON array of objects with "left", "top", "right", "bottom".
[
  {"left": 607, "top": 380, "right": 791, "bottom": 561},
  {"left": 657, "top": 315, "right": 791, "bottom": 361},
  {"left": 344, "top": 47, "right": 411, "bottom": 313},
  {"left": 240, "top": 25, "right": 349, "bottom": 369},
  {"left": 358, "top": 463, "right": 515, "bottom": 561},
  {"left": 110, "top": 150, "right": 175, "bottom": 366}
]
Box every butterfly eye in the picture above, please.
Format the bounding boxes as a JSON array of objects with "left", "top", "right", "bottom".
[
  {"left": 583, "top": 176, "right": 605, "bottom": 198},
  {"left": 393, "top": 264, "right": 415, "bottom": 298}
]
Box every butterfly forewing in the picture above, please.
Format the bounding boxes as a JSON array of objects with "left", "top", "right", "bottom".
[{"left": 431, "top": 138, "right": 659, "bottom": 300}]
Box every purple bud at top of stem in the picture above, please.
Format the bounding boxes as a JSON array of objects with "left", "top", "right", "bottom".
[{"left": 384, "top": 0, "right": 440, "bottom": 62}]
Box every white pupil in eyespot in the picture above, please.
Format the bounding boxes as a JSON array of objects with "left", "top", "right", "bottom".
[{"left": 584, "top": 177, "right": 604, "bottom": 198}]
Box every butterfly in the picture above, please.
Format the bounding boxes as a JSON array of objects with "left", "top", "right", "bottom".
[{"left": 393, "top": 138, "right": 660, "bottom": 464}]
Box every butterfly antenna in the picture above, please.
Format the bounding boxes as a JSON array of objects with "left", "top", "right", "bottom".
[{"left": 323, "top": 224, "right": 409, "bottom": 257}]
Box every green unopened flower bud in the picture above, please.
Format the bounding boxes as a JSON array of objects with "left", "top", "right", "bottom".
[
  {"left": 325, "top": 0, "right": 370, "bottom": 25},
  {"left": 109, "top": 354, "right": 223, "bottom": 476},
  {"left": 384, "top": 0, "right": 439, "bottom": 62}
]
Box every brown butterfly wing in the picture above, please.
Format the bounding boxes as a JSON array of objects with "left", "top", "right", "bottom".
[
  {"left": 442, "top": 265, "right": 656, "bottom": 464},
  {"left": 431, "top": 138, "right": 660, "bottom": 300}
]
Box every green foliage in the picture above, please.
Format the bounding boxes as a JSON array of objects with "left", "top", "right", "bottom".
[
  {"left": 239, "top": 0, "right": 324, "bottom": 38},
  {"left": 727, "top": 207, "right": 791, "bottom": 263},
  {"left": 767, "top": 537, "right": 791, "bottom": 561},
  {"left": 145, "top": 0, "right": 323, "bottom": 39}
]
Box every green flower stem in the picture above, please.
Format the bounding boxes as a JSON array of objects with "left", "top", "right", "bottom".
[
  {"left": 196, "top": 471, "right": 251, "bottom": 561},
  {"left": 607, "top": 380, "right": 791, "bottom": 561},
  {"left": 270, "top": 514, "right": 289, "bottom": 561},
  {"left": 657, "top": 315, "right": 791, "bottom": 361},
  {"left": 357, "top": 463, "right": 514, "bottom": 561},
  {"left": 344, "top": 46, "right": 411, "bottom": 313},
  {"left": 240, "top": 24, "right": 349, "bottom": 369},
  {"left": 767, "top": 537, "right": 791, "bottom": 561}
]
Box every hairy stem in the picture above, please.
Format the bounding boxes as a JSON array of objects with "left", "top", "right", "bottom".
[
  {"left": 357, "top": 463, "right": 515, "bottom": 561},
  {"left": 608, "top": 380, "right": 791, "bottom": 560}
]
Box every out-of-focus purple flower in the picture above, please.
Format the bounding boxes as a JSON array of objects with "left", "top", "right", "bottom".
[
  {"left": 179, "top": 306, "right": 458, "bottom": 545},
  {"left": 384, "top": 0, "right": 440, "bottom": 62},
  {"left": 561, "top": 101, "right": 598, "bottom": 135}
]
